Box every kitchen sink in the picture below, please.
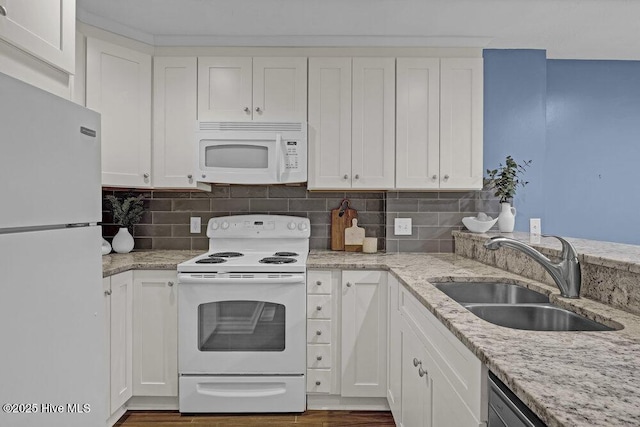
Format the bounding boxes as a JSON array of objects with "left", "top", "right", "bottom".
[
  {"left": 433, "top": 281, "right": 615, "bottom": 331},
  {"left": 464, "top": 304, "right": 614, "bottom": 331},
  {"left": 433, "top": 282, "right": 550, "bottom": 304}
]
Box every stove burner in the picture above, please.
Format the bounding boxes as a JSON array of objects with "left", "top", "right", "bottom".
[
  {"left": 210, "top": 252, "right": 244, "bottom": 258},
  {"left": 274, "top": 252, "right": 299, "bottom": 257},
  {"left": 259, "top": 257, "right": 297, "bottom": 264},
  {"left": 196, "top": 257, "right": 227, "bottom": 264}
]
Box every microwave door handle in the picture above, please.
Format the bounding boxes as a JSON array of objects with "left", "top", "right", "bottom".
[{"left": 275, "top": 132, "right": 283, "bottom": 181}]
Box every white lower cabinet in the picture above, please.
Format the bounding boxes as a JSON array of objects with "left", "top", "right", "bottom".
[
  {"left": 392, "top": 284, "right": 488, "bottom": 427},
  {"left": 104, "top": 271, "right": 134, "bottom": 420},
  {"left": 132, "top": 270, "right": 178, "bottom": 397}
]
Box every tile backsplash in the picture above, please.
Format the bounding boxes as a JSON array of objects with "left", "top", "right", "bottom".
[{"left": 102, "top": 186, "right": 498, "bottom": 253}]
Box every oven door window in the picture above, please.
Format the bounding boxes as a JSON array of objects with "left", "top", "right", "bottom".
[
  {"left": 204, "top": 143, "right": 269, "bottom": 169},
  {"left": 198, "top": 300, "right": 285, "bottom": 351}
]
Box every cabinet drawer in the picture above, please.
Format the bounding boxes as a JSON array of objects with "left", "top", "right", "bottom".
[
  {"left": 307, "top": 295, "right": 332, "bottom": 319},
  {"left": 307, "top": 319, "right": 332, "bottom": 344},
  {"left": 307, "top": 344, "right": 331, "bottom": 369},
  {"left": 306, "top": 369, "right": 331, "bottom": 393},
  {"left": 400, "top": 287, "right": 484, "bottom": 417},
  {"left": 307, "top": 271, "right": 332, "bottom": 294}
]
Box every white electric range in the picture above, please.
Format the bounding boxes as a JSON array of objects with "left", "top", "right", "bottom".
[{"left": 177, "top": 214, "right": 310, "bottom": 413}]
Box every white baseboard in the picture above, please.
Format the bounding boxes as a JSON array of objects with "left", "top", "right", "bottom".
[
  {"left": 107, "top": 405, "right": 127, "bottom": 427},
  {"left": 126, "top": 396, "right": 179, "bottom": 410},
  {"left": 307, "top": 395, "right": 390, "bottom": 411}
]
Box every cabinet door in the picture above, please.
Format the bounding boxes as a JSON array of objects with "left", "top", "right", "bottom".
[
  {"left": 103, "top": 276, "right": 112, "bottom": 415},
  {"left": 439, "top": 58, "right": 483, "bottom": 190},
  {"left": 0, "top": 0, "right": 74, "bottom": 73},
  {"left": 86, "top": 38, "right": 152, "bottom": 188},
  {"left": 153, "top": 57, "right": 209, "bottom": 190},
  {"left": 308, "top": 57, "right": 352, "bottom": 190},
  {"left": 341, "top": 270, "right": 387, "bottom": 397},
  {"left": 401, "top": 318, "right": 432, "bottom": 427},
  {"left": 351, "top": 58, "right": 395, "bottom": 189},
  {"left": 253, "top": 57, "right": 307, "bottom": 122},
  {"left": 197, "top": 57, "right": 252, "bottom": 121},
  {"left": 133, "top": 271, "right": 178, "bottom": 397},
  {"left": 387, "top": 274, "right": 402, "bottom": 422},
  {"left": 109, "top": 271, "right": 133, "bottom": 413},
  {"left": 396, "top": 58, "right": 440, "bottom": 190}
]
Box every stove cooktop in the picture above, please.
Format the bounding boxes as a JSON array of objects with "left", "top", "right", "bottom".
[{"left": 179, "top": 251, "right": 308, "bottom": 273}]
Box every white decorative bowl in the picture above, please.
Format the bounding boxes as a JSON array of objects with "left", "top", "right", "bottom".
[{"left": 462, "top": 216, "right": 498, "bottom": 233}]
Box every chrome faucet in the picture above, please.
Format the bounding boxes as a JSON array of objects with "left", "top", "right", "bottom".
[{"left": 483, "top": 235, "right": 581, "bottom": 298}]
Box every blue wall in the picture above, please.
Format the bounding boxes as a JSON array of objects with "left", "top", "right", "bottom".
[{"left": 484, "top": 50, "right": 640, "bottom": 245}]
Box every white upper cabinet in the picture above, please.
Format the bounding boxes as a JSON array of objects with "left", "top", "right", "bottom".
[
  {"left": 439, "top": 58, "right": 484, "bottom": 190},
  {"left": 0, "top": 0, "right": 75, "bottom": 73},
  {"left": 86, "top": 38, "right": 152, "bottom": 188},
  {"left": 153, "top": 57, "right": 209, "bottom": 190},
  {"left": 308, "top": 57, "right": 395, "bottom": 190},
  {"left": 396, "top": 57, "right": 483, "bottom": 190},
  {"left": 198, "top": 56, "right": 307, "bottom": 122}
]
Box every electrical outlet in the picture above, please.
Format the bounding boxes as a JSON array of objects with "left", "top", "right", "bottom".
[
  {"left": 530, "top": 218, "right": 541, "bottom": 236},
  {"left": 394, "top": 218, "right": 412, "bottom": 236},
  {"left": 190, "top": 217, "right": 201, "bottom": 234}
]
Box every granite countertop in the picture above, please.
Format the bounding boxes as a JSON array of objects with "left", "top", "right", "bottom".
[{"left": 103, "top": 248, "right": 640, "bottom": 426}]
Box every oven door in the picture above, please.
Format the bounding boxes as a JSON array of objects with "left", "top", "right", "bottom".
[{"left": 178, "top": 273, "right": 306, "bottom": 375}]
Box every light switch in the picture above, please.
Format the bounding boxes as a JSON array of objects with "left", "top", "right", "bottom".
[
  {"left": 394, "top": 218, "right": 412, "bottom": 236},
  {"left": 190, "top": 217, "right": 201, "bottom": 233}
]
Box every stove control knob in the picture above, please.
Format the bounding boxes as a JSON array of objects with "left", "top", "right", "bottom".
[
  {"left": 298, "top": 222, "right": 308, "bottom": 231},
  {"left": 221, "top": 221, "right": 230, "bottom": 230},
  {"left": 210, "top": 221, "right": 219, "bottom": 230},
  {"left": 288, "top": 221, "right": 297, "bottom": 230}
]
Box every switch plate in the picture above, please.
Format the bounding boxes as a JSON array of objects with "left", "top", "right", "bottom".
[
  {"left": 394, "top": 218, "right": 412, "bottom": 236},
  {"left": 190, "top": 217, "right": 201, "bottom": 234},
  {"left": 530, "top": 218, "right": 541, "bottom": 236}
]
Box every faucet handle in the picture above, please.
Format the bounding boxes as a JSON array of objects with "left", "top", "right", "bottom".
[{"left": 541, "top": 235, "right": 579, "bottom": 260}]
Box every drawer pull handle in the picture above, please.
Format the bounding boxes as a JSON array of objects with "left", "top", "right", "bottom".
[
  {"left": 316, "top": 306, "right": 322, "bottom": 311},
  {"left": 316, "top": 355, "right": 323, "bottom": 361},
  {"left": 315, "top": 381, "right": 321, "bottom": 386},
  {"left": 316, "top": 281, "right": 322, "bottom": 286},
  {"left": 413, "top": 358, "right": 422, "bottom": 367},
  {"left": 316, "top": 330, "right": 322, "bottom": 336},
  {"left": 419, "top": 367, "right": 427, "bottom": 378}
]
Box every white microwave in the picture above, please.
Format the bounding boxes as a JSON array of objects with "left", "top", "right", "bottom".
[{"left": 196, "top": 122, "right": 307, "bottom": 185}]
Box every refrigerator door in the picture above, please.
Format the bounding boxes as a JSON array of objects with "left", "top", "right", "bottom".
[
  {"left": 0, "top": 72, "right": 101, "bottom": 229},
  {"left": 0, "top": 226, "right": 106, "bottom": 427}
]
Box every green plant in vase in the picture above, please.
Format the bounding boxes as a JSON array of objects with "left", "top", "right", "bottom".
[
  {"left": 105, "top": 194, "right": 145, "bottom": 253},
  {"left": 485, "top": 156, "right": 532, "bottom": 232}
]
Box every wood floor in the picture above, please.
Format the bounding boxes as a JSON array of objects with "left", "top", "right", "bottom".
[{"left": 115, "top": 410, "right": 396, "bottom": 426}]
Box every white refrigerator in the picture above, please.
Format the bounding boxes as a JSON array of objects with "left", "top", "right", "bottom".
[{"left": 0, "top": 72, "right": 106, "bottom": 426}]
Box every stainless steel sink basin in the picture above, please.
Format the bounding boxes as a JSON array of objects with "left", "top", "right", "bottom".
[
  {"left": 433, "top": 282, "right": 550, "bottom": 304},
  {"left": 464, "top": 304, "right": 614, "bottom": 332}
]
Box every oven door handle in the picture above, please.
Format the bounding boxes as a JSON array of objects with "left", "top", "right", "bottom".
[{"left": 177, "top": 274, "right": 306, "bottom": 285}]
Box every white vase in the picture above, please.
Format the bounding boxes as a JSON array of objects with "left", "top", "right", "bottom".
[
  {"left": 112, "top": 227, "right": 134, "bottom": 254},
  {"left": 497, "top": 202, "right": 516, "bottom": 233}
]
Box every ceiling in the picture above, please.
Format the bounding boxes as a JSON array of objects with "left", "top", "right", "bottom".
[{"left": 77, "top": 0, "right": 640, "bottom": 59}]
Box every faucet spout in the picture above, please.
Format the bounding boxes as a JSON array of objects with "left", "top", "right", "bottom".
[{"left": 483, "top": 235, "right": 581, "bottom": 298}]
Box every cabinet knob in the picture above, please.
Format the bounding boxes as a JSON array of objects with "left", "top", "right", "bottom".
[
  {"left": 104, "top": 290, "right": 112, "bottom": 296},
  {"left": 0, "top": 5, "right": 7, "bottom": 16},
  {"left": 255, "top": 107, "right": 262, "bottom": 113},
  {"left": 419, "top": 367, "right": 427, "bottom": 378},
  {"left": 244, "top": 107, "right": 250, "bottom": 113},
  {"left": 413, "top": 358, "right": 421, "bottom": 367},
  {"left": 343, "top": 174, "right": 349, "bottom": 179},
  {"left": 143, "top": 173, "right": 150, "bottom": 179},
  {"left": 354, "top": 174, "right": 360, "bottom": 179},
  {"left": 316, "top": 306, "right": 322, "bottom": 311},
  {"left": 316, "top": 330, "right": 322, "bottom": 336},
  {"left": 168, "top": 281, "right": 174, "bottom": 287},
  {"left": 315, "top": 381, "right": 321, "bottom": 386},
  {"left": 187, "top": 174, "right": 193, "bottom": 179},
  {"left": 346, "top": 282, "right": 352, "bottom": 287},
  {"left": 431, "top": 175, "right": 437, "bottom": 180},
  {"left": 443, "top": 174, "right": 450, "bottom": 180},
  {"left": 316, "top": 280, "right": 322, "bottom": 286},
  {"left": 316, "top": 355, "right": 323, "bottom": 361}
]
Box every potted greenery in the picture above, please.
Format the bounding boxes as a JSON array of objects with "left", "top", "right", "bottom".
[
  {"left": 485, "top": 156, "right": 532, "bottom": 232},
  {"left": 105, "top": 194, "right": 145, "bottom": 253}
]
